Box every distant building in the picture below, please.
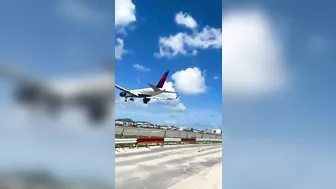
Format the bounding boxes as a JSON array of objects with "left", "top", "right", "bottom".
[
  {"left": 211, "top": 129, "right": 222, "bottom": 134},
  {"left": 115, "top": 121, "right": 123, "bottom": 126}
]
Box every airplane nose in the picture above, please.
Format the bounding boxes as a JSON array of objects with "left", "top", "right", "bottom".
[{"left": 119, "top": 92, "right": 126, "bottom": 97}]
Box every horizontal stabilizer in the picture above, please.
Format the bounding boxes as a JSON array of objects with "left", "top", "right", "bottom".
[
  {"left": 161, "top": 89, "right": 177, "bottom": 94},
  {"left": 148, "top": 83, "right": 160, "bottom": 91}
]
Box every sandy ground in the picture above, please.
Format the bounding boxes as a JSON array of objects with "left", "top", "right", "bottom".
[
  {"left": 167, "top": 161, "right": 222, "bottom": 189},
  {"left": 115, "top": 144, "right": 222, "bottom": 189}
]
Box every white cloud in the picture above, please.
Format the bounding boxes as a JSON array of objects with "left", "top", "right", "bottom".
[
  {"left": 155, "top": 14, "right": 221, "bottom": 58},
  {"left": 166, "top": 103, "right": 186, "bottom": 111},
  {"left": 58, "top": 0, "right": 106, "bottom": 24},
  {"left": 152, "top": 81, "right": 187, "bottom": 111},
  {"left": 222, "top": 9, "right": 288, "bottom": 97},
  {"left": 115, "top": 38, "right": 127, "bottom": 60},
  {"left": 184, "top": 27, "right": 222, "bottom": 49},
  {"left": 156, "top": 33, "right": 187, "bottom": 57},
  {"left": 213, "top": 76, "right": 219, "bottom": 80},
  {"left": 115, "top": 0, "right": 136, "bottom": 27},
  {"left": 114, "top": 0, "right": 136, "bottom": 58},
  {"left": 133, "top": 64, "right": 150, "bottom": 72},
  {"left": 175, "top": 12, "right": 198, "bottom": 29},
  {"left": 171, "top": 67, "right": 207, "bottom": 95}
]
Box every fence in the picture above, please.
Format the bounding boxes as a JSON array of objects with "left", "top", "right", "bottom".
[{"left": 115, "top": 126, "right": 222, "bottom": 139}]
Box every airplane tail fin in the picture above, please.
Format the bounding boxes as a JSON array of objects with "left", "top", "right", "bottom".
[{"left": 156, "top": 71, "right": 169, "bottom": 88}]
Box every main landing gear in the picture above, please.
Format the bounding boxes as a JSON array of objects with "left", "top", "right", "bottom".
[
  {"left": 124, "top": 97, "right": 134, "bottom": 102},
  {"left": 143, "top": 98, "right": 150, "bottom": 104}
]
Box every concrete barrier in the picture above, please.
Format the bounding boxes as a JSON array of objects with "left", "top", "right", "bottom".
[
  {"left": 115, "top": 126, "right": 222, "bottom": 139},
  {"left": 115, "top": 137, "right": 222, "bottom": 148}
]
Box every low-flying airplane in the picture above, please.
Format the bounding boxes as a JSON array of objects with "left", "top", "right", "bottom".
[
  {"left": 115, "top": 71, "right": 179, "bottom": 104},
  {"left": 0, "top": 63, "right": 114, "bottom": 124}
]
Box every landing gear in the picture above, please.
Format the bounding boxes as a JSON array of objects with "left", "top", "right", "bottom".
[
  {"left": 124, "top": 97, "right": 134, "bottom": 102},
  {"left": 143, "top": 98, "right": 150, "bottom": 104}
]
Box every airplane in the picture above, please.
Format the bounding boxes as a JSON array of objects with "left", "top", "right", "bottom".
[
  {"left": 115, "top": 71, "right": 179, "bottom": 104},
  {"left": 0, "top": 63, "right": 114, "bottom": 124}
]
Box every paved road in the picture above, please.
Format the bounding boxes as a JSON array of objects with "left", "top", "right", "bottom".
[{"left": 115, "top": 144, "right": 222, "bottom": 189}]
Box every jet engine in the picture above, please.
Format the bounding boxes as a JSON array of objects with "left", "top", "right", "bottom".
[
  {"left": 82, "top": 98, "right": 108, "bottom": 123},
  {"left": 15, "top": 84, "right": 42, "bottom": 104},
  {"left": 119, "top": 92, "right": 126, "bottom": 97}
]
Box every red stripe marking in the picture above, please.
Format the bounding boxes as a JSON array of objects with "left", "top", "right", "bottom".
[
  {"left": 137, "top": 137, "right": 164, "bottom": 143},
  {"left": 181, "top": 138, "right": 196, "bottom": 142}
]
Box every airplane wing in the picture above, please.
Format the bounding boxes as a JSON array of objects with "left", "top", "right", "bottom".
[{"left": 115, "top": 84, "right": 138, "bottom": 96}]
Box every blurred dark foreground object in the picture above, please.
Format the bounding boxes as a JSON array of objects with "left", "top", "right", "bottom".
[
  {"left": 0, "top": 170, "right": 112, "bottom": 189},
  {"left": 0, "top": 63, "right": 114, "bottom": 125}
]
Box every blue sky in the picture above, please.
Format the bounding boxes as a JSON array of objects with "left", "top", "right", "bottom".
[
  {"left": 0, "top": 0, "right": 114, "bottom": 185},
  {"left": 222, "top": 0, "right": 336, "bottom": 188},
  {"left": 223, "top": 0, "right": 336, "bottom": 140},
  {"left": 0, "top": 0, "right": 114, "bottom": 76},
  {"left": 1, "top": 0, "right": 335, "bottom": 187},
  {"left": 115, "top": 0, "right": 222, "bottom": 129}
]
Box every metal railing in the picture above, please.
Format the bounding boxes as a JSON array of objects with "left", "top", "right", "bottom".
[{"left": 115, "top": 126, "right": 222, "bottom": 139}]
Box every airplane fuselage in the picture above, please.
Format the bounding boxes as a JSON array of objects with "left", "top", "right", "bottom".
[{"left": 119, "top": 87, "right": 163, "bottom": 98}]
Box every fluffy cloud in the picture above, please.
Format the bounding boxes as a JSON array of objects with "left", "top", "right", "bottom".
[
  {"left": 115, "top": 0, "right": 136, "bottom": 27},
  {"left": 151, "top": 81, "right": 186, "bottom": 111},
  {"left": 155, "top": 13, "right": 221, "bottom": 58},
  {"left": 213, "top": 76, "right": 219, "bottom": 80},
  {"left": 175, "top": 12, "right": 198, "bottom": 29},
  {"left": 115, "top": 38, "right": 127, "bottom": 60},
  {"left": 115, "top": 0, "right": 136, "bottom": 59},
  {"left": 222, "top": 9, "right": 288, "bottom": 97},
  {"left": 166, "top": 103, "right": 186, "bottom": 111},
  {"left": 133, "top": 64, "right": 150, "bottom": 72},
  {"left": 171, "top": 67, "right": 207, "bottom": 95}
]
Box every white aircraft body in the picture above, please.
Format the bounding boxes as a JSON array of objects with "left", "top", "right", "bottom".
[
  {"left": 0, "top": 63, "right": 114, "bottom": 124},
  {"left": 115, "top": 71, "right": 179, "bottom": 104}
]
